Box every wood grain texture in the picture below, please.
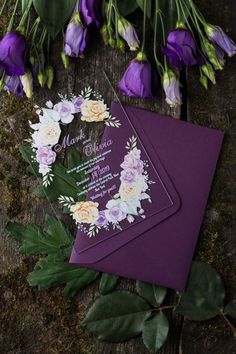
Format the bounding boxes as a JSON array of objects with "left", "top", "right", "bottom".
[{"left": 0, "top": 0, "right": 236, "bottom": 353}]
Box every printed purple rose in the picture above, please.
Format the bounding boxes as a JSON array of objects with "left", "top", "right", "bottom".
[
  {"left": 118, "top": 17, "right": 140, "bottom": 51},
  {"left": 105, "top": 199, "right": 127, "bottom": 224},
  {"left": 54, "top": 100, "right": 75, "bottom": 124},
  {"left": 0, "top": 32, "right": 27, "bottom": 76},
  {"left": 118, "top": 52, "right": 153, "bottom": 99},
  {"left": 36, "top": 146, "right": 56, "bottom": 165},
  {"left": 121, "top": 153, "right": 144, "bottom": 174},
  {"left": 162, "top": 29, "right": 201, "bottom": 69},
  {"left": 80, "top": 0, "right": 100, "bottom": 27},
  {"left": 64, "top": 17, "right": 87, "bottom": 57},
  {"left": 162, "top": 69, "right": 182, "bottom": 107},
  {"left": 4, "top": 75, "right": 24, "bottom": 96},
  {"left": 205, "top": 24, "right": 236, "bottom": 57},
  {"left": 95, "top": 211, "right": 108, "bottom": 227},
  {"left": 120, "top": 168, "right": 139, "bottom": 184},
  {"left": 73, "top": 96, "right": 84, "bottom": 113}
]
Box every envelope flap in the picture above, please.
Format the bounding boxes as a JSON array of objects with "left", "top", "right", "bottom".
[{"left": 70, "top": 103, "right": 181, "bottom": 264}]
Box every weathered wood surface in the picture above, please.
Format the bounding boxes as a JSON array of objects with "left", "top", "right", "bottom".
[{"left": 0, "top": 0, "right": 236, "bottom": 353}]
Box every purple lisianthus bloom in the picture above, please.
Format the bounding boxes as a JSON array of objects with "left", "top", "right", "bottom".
[
  {"left": 36, "top": 146, "right": 56, "bottom": 165},
  {"left": 120, "top": 168, "right": 139, "bottom": 183},
  {"left": 105, "top": 199, "right": 127, "bottom": 224},
  {"left": 118, "top": 17, "right": 140, "bottom": 51},
  {"left": 64, "top": 16, "right": 87, "bottom": 57},
  {"left": 4, "top": 75, "right": 24, "bottom": 97},
  {"left": 95, "top": 211, "right": 108, "bottom": 227},
  {"left": 118, "top": 52, "right": 154, "bottom": 99},
  {"left": 205, "top": 24, "right": 236, "bottom": 57},
  {"left": 80, "top": 0, "right": 100, "bottom": 27},
  {"left": 0, "top": 32, "right": 27, "bottom": 76},
  {"left": 162, "top": 69, "right": 182, "bottom": 107},
  {"left": 73, "top": 96, "right": 84, "bottom": 113},
  {"left": 162, "top": 29, "right": 201, "bottom": 69}
]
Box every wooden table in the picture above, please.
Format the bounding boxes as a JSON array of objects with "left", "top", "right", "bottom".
[{"left": 0, "top": 0, "right": 236, "bottom": 353}]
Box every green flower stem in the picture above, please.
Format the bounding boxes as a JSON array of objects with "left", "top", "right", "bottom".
[
  {"left": 152, "top": 304, "right": 178, "bottom": 312},
  {"left": 175, "top": 0, "right": 181, "bottom": 22},
  {"left": 7, "top": 0, "right": 20, "bottom": 32},
  {"left": 0, "top": 0, "right": 8, "bottom": 17},
  {"left": 28, "top": 17, "right": 40, "bottom": 40},
  {"left": 187, "top": 0, "right": 207, "bottom": 26},
  {"left": 17, "top": 0, "right": 33, "bottom": 33},
  {"left": 39, "top": 27, "right": 48, "bottom": 49},
  {"left": 153, "top": 0, "right": 164, "bottom": 74},
  {"left": 141, "top": 0, "right": 147, "bottom": 53},
  {"left": 220, "top": 310, "right": 236, "bottom": 337},
  {"left": 158, "top": 8, "right": 167, "bottom": 70}
]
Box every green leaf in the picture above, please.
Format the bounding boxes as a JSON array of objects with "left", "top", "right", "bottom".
[
  {"left": 22, "top": 0, "right": 32, "bottom": 12},
  {"left": 19, "top": 146, "right": 40, "bottom": 177},
  {"left": 33, "top": 0, "right": 76, "bottom": 39},
  {"left": 136, "top": 0, "right": 152, "bottom": 18},
  {"left": 6, "top": 215, "right": 73, "bottom": 256},
  {"left": 224, "top": 300, "right": 236, "bottom": 319},
  {"left": 27, "top": 259, "right": 99, "bottom": 296},
  {"left": 136, "top": 281, "right": 167, "bottom": 307},
  {"left": 117, "top": 0, "right": 138, "bottom": 16},
  {"left": 82, "top": 291, "right": 152, "bottom": 342},
  {"left": 99, "top": 273, "right": 119, "bottom": 295},
  {"left": 142, "top": 313, "right": 169, "bottom": 353},
  {"left": 175, "top": 262, "right": 225, "bottom": 320}
]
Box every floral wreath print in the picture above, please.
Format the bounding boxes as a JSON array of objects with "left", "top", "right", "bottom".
[
  {"left": 59, "top": 136, "right": 155, "bottom": 238},
  {"left": 27, "top": 87, "right": 121, "bottom": 187}
]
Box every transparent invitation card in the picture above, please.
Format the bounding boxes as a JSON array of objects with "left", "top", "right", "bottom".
[{"left": 8, "top": 71, "right": 177, "bottom": 254}]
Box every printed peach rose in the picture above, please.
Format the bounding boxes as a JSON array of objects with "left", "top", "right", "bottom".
[
  {"left": 119, "top": 177, "right": 146, "bottom": 202},
  {"left": 70, "top": 201, "right": 99, "bottom": 224},
  {"left": 80, "top": 100, "right": 109, "bottom": 122}
]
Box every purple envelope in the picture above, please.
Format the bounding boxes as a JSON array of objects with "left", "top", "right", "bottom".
[{"left": 70, "top": 103, "right": 224, "bottom": 290}]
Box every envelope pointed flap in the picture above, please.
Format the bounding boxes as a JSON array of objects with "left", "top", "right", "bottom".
[{"left": 70, "top": 103, "right": 181, "bottom": 264}]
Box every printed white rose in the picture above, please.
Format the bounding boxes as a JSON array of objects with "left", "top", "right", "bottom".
[
  {"left": 80, "top": 100, "right": 109, "bottom": 122},
  {"left": 39, "top": 108, "right": 61, "bottom": 123},
  {"left": 119, "top": 176, "right": 146, "bottom": 202},
  {"left": 70, "top": 201, "right": 99, "bottom": 224},
  {"left": 39, "top": 164, "right": 50, "bottom": 176},
  {"left": 53, "top": 100, "right": 75, "bottom": 124},
  {"left": 32, "top": 121, "right": 61, "bottom": 147}
]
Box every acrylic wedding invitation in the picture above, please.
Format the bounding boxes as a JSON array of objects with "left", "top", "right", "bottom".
[{"left": 7, "top": 71, "right": 224, "bottom": 290}]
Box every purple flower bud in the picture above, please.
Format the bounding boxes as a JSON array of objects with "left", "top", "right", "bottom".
[
  {"left": 36, "top": 146, "right": 56, "bottom": 165},
  {"left": 64, "top": 13, "right": 87, "bottom": 58},
  {"left": 80, "top": 0, "right": 100, "bottom": 27},
  {"left": 0, "top": 32, "right": 27, "bottom": 76},
  {"left": 118, "top": 52, "right": 154, "bottom": 99},
  {"left": 205, "top": 24, "right": 236, "bottom": 57},
  {"left": 162, "top": 69, "right": 182, "bottom": 107},
  {"left": 4, "top": 75, "right": 24, "bottom": 96},
  {"left": 162, "top": 29, "right": 202, "bottom": 69},
  {"left": 118, "top": 17, "right": 140, "bottom": 51}
]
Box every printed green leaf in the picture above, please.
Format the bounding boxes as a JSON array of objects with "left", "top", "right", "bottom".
[
  {"left": 117, "top": 0, "right": 138, "bottom": 16},
  {"left": 27, "top": 259, "right": 99, "bottom": 297},
  {"left": 136, "top": 0, "right": 152, "bottom": 18},
  {"left": 175, "top": 262, "right": 225, "bottom": 320},
  {"left": 82, "top": 291, "right": 152, "bottom": 342},
  {"left": 33, "top": 0, "right": 76, "bottom": 39},
  {"left": 142, "top": 313, "right": 169, "bottom": 353},
  {"left": 6, "top": 215, "right": 73, "bottom": 256},
  {"left": 99, "top": 273, "right": 119, "bottom": 295},
  {"left": 224, "top": 300, "right": 236, "bottom": 319},
  {"left": 136, "top": 281, "right": 167, "bottom": 307},
  {"left": 19, "top": 145, "right": 40, "bottom": 177}
]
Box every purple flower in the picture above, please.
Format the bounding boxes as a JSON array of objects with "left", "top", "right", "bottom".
[
  {"left": 64, "top": 15, "right": 87, "bottom": 57},
  {"left": 73, "top": 96, "right": 84, "bottom": 113},
  {"left": 95, "top": 211, "right": 108, "bottom": 227},
  {"left": 120, "top": 168, "right": 139, "bottom": 183},
  {"left": 205, "top": 24, "right": 236, "bottom": 57},
  {"left": 118, "top": 52, "right": 154, "bottom": 99},
  {"left": 162, "top": 29, "right": 201, "bottom": 69},
  {"left": 118, "top": 17, "right": 140, "bottom": 51},
  {"left": 80, "top": 0, "right": 100, "bottom": 27},
  {"left": 4, "top": 75, "right": 24, "bottom": 96},
  {"left": 0, "top": 32, "right": 27, "bottom": 76},
  {"left": 36, "top": 146, "right": 56, "bottom": 165},
  {"left": 105, "top": 199, "right": 127, "bottom": 224},
  {"left": 163, "top": 69, "right": 182, "bottom": 107}
]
